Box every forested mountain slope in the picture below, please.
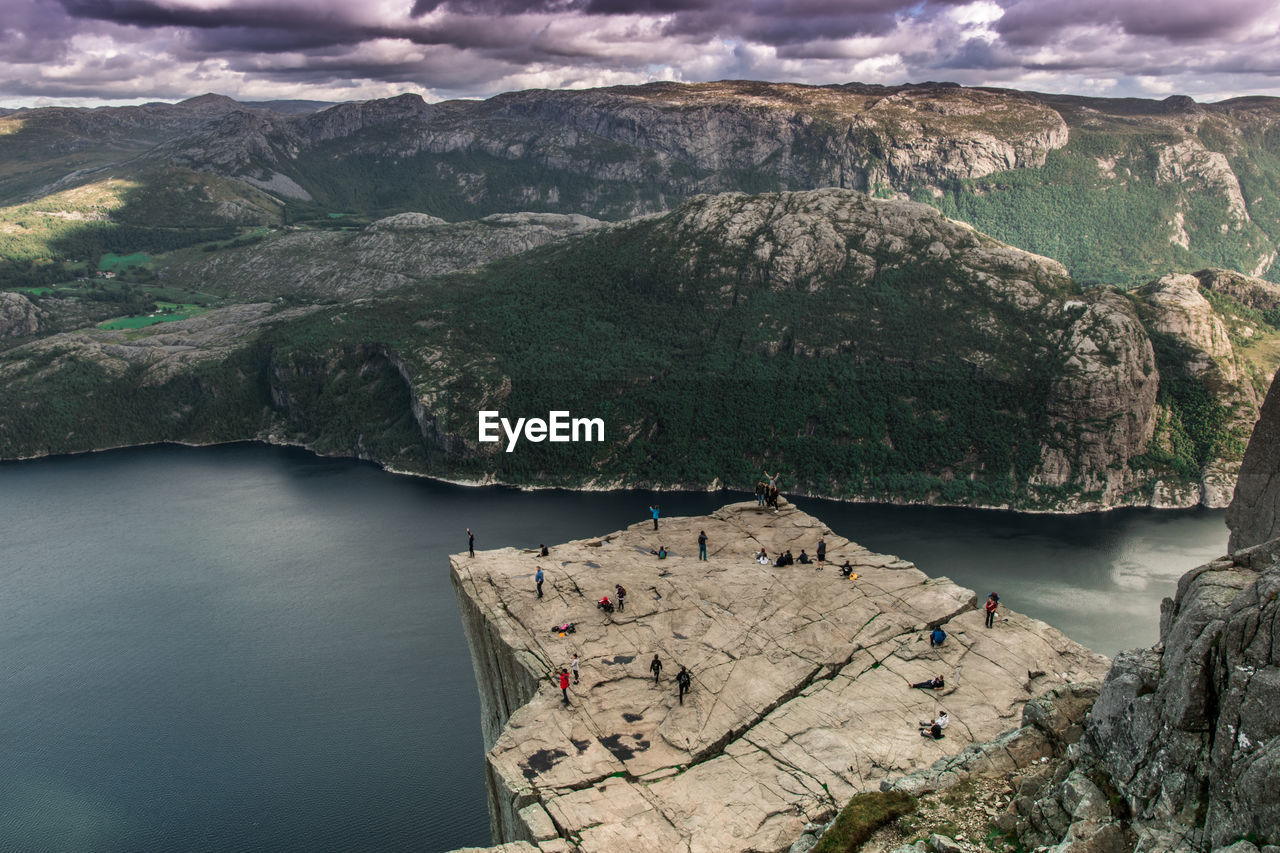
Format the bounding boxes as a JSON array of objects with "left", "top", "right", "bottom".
[
  {"left": 2, "top": 81, "right": 1278, "bottom": 287},
  {"left": 2, "top": 190, "right": 1275, "bottom": 510}
]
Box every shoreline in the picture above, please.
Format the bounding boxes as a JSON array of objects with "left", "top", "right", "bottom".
[{"left": 0, "top": 436, "right": 1216, "bottom": 517}]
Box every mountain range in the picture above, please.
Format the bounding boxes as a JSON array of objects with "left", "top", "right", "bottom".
[{"left": 2, "top": 81, "right": 1279, "bottom": 509}]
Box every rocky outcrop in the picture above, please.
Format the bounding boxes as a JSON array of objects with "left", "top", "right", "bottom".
[
  {"left": 1140, "top": 274, "right": 1236, "bottom": 370},
  {"left": 1006, "top": 536, "right": 1280, "bottom": 852},
  {"left": 1228, "top": 374, "right": 1280, "bottom": 551},
  {"left": 450, "top": 501, "right": 1109, "bottom": 853},
  {"left": 881, "top": 681, "right": 1102, "bottom": 800},
  {"left": 1155, "top": 140, "right": 1251, "bottom": 227},
  {"left": 1033, "top": 290, "right": 1159, "bottom": 505},
  {"left": 0, "top": 291, "right": 47, "bottom": 339},
  {"left": 991, "top": 375, "right": 1280, "bottom": 851},
  {"left": 1136, "top": 274, "right": 1265, "bottom": 508},
  {"left": 1197, "top": 268, "right": 1280, "bottom": 317},
  {"left": 159, "top": 211, "right": 606, "bottom": 300}
]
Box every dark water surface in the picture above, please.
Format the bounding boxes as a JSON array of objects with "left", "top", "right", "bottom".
[{"left": 0, "top": 444, "right": 1230, "bottom": 851}]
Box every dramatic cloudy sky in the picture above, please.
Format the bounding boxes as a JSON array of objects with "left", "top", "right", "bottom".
[{"left": 4, "top": 0, "right": 1280, "bottom": 107}]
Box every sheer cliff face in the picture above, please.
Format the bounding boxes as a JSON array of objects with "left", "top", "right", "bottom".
[
  {"left": 1228, "top": 374, "right": 1280, "bottom": 551},
  {"left": 1033, "top": 290, "right": 1159, "bottom": 505},
  {"left": 147, "top": 82, "right": 1070, "bottom": 212}
]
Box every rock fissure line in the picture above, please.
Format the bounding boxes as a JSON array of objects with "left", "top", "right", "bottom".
[{"left": 742, "top": 735, "right": 841, "bottom": 812}]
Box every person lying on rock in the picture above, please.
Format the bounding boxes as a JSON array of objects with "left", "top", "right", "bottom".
[
  {"left": 919, "top": 711, "right": 949, "bottom": 739},
  {"left": 551, "top": 621, "right": 577, "bottom": 635},
  {"left": 909, "top": 675, "right": 945, "bottom": 690}
]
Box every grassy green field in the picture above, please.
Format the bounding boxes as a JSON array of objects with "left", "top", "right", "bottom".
[
  {"left": 99, "top": 252, "right": 151, "bottom": 271},
  {"left": 98, "top": 302, "right": 204, "bottom": 330}
]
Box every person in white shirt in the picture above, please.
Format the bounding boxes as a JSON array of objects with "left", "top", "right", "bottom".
[{"left": 919, "top": 710, "right": 949, "bottom": 739}]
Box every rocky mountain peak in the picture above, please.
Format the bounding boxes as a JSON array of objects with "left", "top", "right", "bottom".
[{"left": 176, "top": 93, "right": 243, "bottom": 113}]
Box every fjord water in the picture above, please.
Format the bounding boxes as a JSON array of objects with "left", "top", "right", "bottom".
[{"left": 0, "top": 444, "right": 1229, "bottom": 851}]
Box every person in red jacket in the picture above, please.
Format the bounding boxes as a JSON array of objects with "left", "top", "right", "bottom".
[
  {"left": 558, "top": 669, "right": 571, "bottom": 706},
  {"left": 984, "top": 592, "right": 999, "bottom": 628}
]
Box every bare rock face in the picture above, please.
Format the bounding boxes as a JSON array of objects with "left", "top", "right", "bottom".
[
  {"left": 1155, "top": 141, "right": 1251, "bottom": 227},
  {"left": 1014, "top": 540, "right": 1280, "bottom": 852},
  {"left": 1034, "top": 290, "right": 1159, "bottom": 503},
  {"left": 1140, "top": 274, "right": 1235, "bottom": 369},
  {"left": 0, "top": 292, "right": 47, "bottom": 339},
  {"left": 160, "top": 211, "right": 606, "bottom": 300},
  {"left": 1138, "top": 274, "right": 1263, "bottom": 508},
  {"left": 1005, "top": 386, "right": 1280, "bottom": 851},
  {"left": 1228, "top": 373, "right": 1280, "bottom": 551},
  {"left": 1196, "top": 268, "right": 1280, "bottom": 316},
  {"left": 451, "top": 501, "right": 1108, "bottom": 853}
]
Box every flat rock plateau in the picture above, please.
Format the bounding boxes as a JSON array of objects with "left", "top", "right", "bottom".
[{"left": 450, "top": 500, "right": 1110, "bottom": 853}]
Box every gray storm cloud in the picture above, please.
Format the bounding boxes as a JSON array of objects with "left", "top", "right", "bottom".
[{"left": 0, "top": 0, "right": 1274, "bottom": 104}]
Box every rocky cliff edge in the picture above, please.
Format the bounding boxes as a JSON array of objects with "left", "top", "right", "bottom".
[
  {"left": 449, "top": 500, "right": 1108, "bottom": 853},
  {"left": 960, "top": 374, "right": 1280, "bottom": 853}
]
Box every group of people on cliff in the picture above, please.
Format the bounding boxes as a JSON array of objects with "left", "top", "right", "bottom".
[
  {"left": 755, "top": 471, "right": 783, "bottom": 509},
  {"left": 519, "top": 493, "right": 1003, "bottom": 729},
  {"left": 556, "top": 653, "right": 692, "bottom": 706}
]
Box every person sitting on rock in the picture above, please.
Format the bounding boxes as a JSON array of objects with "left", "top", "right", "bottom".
[
  {"left": 930, "top": 626, "right": 947, "bottom": 647},
  {"left": 797, "top": 550, "right": 811, "bottom": 564},
  {"left": 784, "top": 549, "right": 794, "bottom": 565},
  {"left": 597, "top": 595, "right": 614, "bottom": 614},
  {"left": 840, "top": 561, "right": 855, "bottom": 578},
  {"left": 539, "top": 544, "right": 549, "bottom": 557},
  {"left": 649, "top": 545, "right": 667, "bottom": 559},
  {"left": 909, "top": 675, "right": 945, "bottom": 690},
  {"left": 919, "top": 710, "right": 949, "bottom": 739},
  {"left": 756, "top": 548, "right": 770, "bottom": 565}
]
